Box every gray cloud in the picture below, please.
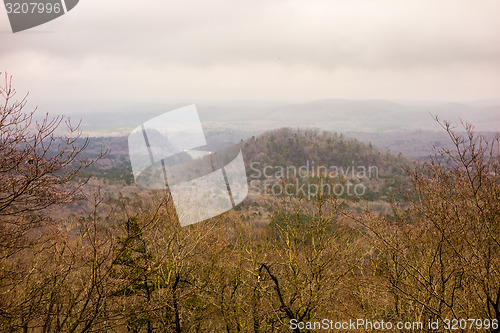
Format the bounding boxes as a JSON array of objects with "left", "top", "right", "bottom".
[{"left": 1, "top": 0, "right": 499, "bottom": 106}]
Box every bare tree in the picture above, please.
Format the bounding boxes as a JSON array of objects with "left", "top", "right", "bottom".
[
  {"left": 0, "top": 72, "right": 103, "bottom": 218},
  {"left": 357, "top": 119, "right": 500, "bottom": 332},
  {"left": 0, "top": 73, "right": 106, "bottom": 330}
]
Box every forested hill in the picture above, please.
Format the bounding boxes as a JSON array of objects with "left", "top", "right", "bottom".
[
  {"left": 241, "top": 127, "right": 414, "bottom": 178},
  {"left": 82, "top": 127, "right": 416, "bottom": 183}
]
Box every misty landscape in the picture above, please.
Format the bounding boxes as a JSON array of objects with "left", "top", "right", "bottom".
[
  {"left": 1, "top": 77, "right": 499, "bottom": 332},
  {"left": 71, "top": 99, "right": 500, "bottom": 163},
  {"left": 1, "top": 0, "right": 500, "bottom": 332}
]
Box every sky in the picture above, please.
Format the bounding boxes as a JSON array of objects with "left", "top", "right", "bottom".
[{"left": 1, "top": 0, "right": 500, "bottom": 113}]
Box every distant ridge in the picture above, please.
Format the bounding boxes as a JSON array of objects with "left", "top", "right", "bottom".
[{"left": 53, "top": 99, "right": 499, "bottom": 136}]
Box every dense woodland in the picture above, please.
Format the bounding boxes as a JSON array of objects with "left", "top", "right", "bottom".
[{"left": 1, "top": 75, "right": 499, "bottom": 332}]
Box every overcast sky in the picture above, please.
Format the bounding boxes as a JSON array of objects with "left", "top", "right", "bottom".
[{"left": 1, "top": 0, "right": 500, "bottom": 113}]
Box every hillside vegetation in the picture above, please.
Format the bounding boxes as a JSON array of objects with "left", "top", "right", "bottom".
[
  {"left": 1, "top": 77, "right": 499, "bottom": 332},
  {"left": 81, "top": 127, "right": 414, "bottom": 205}
]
